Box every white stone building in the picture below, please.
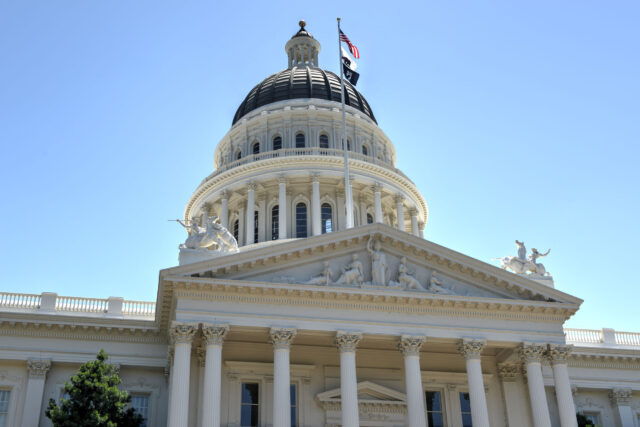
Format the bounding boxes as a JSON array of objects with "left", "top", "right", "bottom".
[{"left": 1, "top": 22, "right": 639, "bottom": 427}]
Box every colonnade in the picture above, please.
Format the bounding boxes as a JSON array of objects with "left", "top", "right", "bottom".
[
  {"left": 166, "top": 323, "right": 579, "bottom": 427},
  {"left": 212, "top": 178, "right": 423, "bottom": 247}
]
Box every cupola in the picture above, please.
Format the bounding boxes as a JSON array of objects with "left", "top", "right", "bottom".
[{"left": 285, "top": 20, "right": 321, "bottom": 68}]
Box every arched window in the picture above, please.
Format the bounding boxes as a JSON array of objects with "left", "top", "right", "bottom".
[
  {"left": 367, "top": 213, "right": 373, "bottom": 224},
  {"left": 347, "top": 139, "right": 352, "bottom": 151},
  {"left": 254, "top": 210, "right": 259, "bottom": 244},
  {"left": 233, "top": 219, "right": 239, "bottom": 241},
  {"left": 236, "top": 151, "right": 242, "bottom": 160},
  {"left": 273, "top": 136, "right": 282, "bottom": 151},
  {"left": 319, "top": 134, "right": 329, "bottom": 149},
  {"left": 295, "top": 202, "right": 307, "bottom": 238},
  {"left": 271, "top": 205, "right": 279, "bottom": 240},
  {"left": 295, "top": 133, "right": 305, "bottom": 148},
  {"left": 362, "top": 144, "right": 369, "bottom": 156},
  {"left": 252, "top": 142, "right": 260, "bottom": 155},
  {"left": 321, "top": 203, "right": 332, "bottom": 234}
]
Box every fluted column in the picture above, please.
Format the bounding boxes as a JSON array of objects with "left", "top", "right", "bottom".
[
  {"left": 21, "top": 359, "right": 51, "bottom": 427},
  {"left": 201, "top": 324, "right": 229, "bottom": 427},
  {"left": 311, "top": 174, "right": 321, "bottom": 236},
  {"left": 336, "top": 331, "right": 363, "bottom": 427},
  {"left": 270, "top": 328, "right": 297, "bottom": 427},
  {"left": 609, "top": 388, "right": 634, "bottom": 427},
  {"left": 520, "top": 343, "right": 552, "bottom": 427},
  {"left": 410, "top": 209, "right": 419, "bottom": 236},
  {"left": 358, "top": 196, "right": 367, "bottom": 226},
  {"left": 220, "top": 191, "right": 229, "bottom": 229},
  {"left": 258, "top": 195, "right": 266, "bottom": 242},
  {"left": 395, "top": 195, "right": 405, "bottom": 232},
  {"left": 399, "top": 336, "right": 427, "bottom": 427},
  {"left": 373, "top": 184, "right": 383, "bottom": 223},
  {"left": 245, "top": 183, "right": 255, "bottom": 245},
  {"left": 547, "top": 345, "right": 577, "bottom": 427},
  {"left": 278, "top": 176, "right": 287, "bottom": 239},
  {"left": 168, "top": 322, "right": 197, "bottom": 427},
  {"left": 458, "top": 339, "right": 490, "bottom": 427},
  {"left": 336, "top": 190, "right": 346, "bottom": 231}
]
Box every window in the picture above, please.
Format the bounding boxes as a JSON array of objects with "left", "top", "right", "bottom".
[
  {"left": 290, "top": 384, "right": 297, "bottom": 427},
  {"left": 0, "top": 390, "right": 9, "bottom": 427},
  {"left": 254, "top": 210, "right": 259, "bottom": 244},
  {"left": 236, "top": 151, "right": 242, "bottom": 160},
  {"left": 273, "top": 136, "right": 282, "bottom": 151},
  {"left": 271, "top": 205, "right": 279, "bottom": 240},
  {"left": 425, "top": 391, "right": 444, "bottom": 427},
  {"left": 321, "top": 203, "right": 332, "bottom": 234},
  {"left": 366, "top": 213, "right": 373, "bottom": 224},
  {"left": 295, "top": 203, "right": 307, "bottom": 238},
  {"left": 240, "top": 383, "right": 259, "bottom": 427},
  {"left": 362, "top": 144, "right": 368, "bottom": 156},
  {"left": 319, "top": 134, "right": 329, "bottom": 149},
  {"left": 233, "top": 219, "right": 239, "bottom": 242},
  {"left": 459, "top": 392, "right": 472, "bottom": 427},
  {"left": 252, "top": 142, "right": 260, "bottom": 155},
  {"left": 295, "top": 133, "right": 305, "bottom": 148},
  {"left": 131, "top": 394, "right": 149, "bottom": 427},
  {"left": 343, "top": 139, "right": 351, "bottom": 151}
]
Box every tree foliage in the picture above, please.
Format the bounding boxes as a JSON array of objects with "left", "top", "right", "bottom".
[{"left": 45, "top": 349, "right": 143, "bottom": 427}]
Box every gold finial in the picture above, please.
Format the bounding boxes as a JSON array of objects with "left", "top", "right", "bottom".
[
  {"left": 299, "top": 20, "right": 306, "bottom": 29},
  {"left": 337, "top": 17, "right": 341, "bottom": 22}
]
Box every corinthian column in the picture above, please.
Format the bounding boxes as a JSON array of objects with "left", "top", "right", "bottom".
[
  {"left": 399, "top": 335, "right": 427, "bottom": 427},
  {"left": 395, "top": 195, "right": 405, "bottom": 232},
  {"left": 410, "top": 209, "right": 419, "bottom": 236},
  {"left": 372, "top": 184, "right": 383, "bottom": 223},
  {"left": 21, "top": 359, "right": 51, "bottom": 427},
  {"left": 336, "top": 331, "right": 363, "bottom": 427},
  {"left": 168, "top": 322, "right": 197, "bottom": 427},
  {"left": 278, "top": 176, "right": 287, "bottom": 239},
  {"left": 201, "top": 324, "right": 229, "bottom": 427},
  {"left": 270, "top": 328, "right": 297, "bottom": 427},
  {"left": 246, "top": 182, "right": 255, "bottom": 245},
  {"left": 311, "top": 174, "right": 321, "bottom": 236},
  {"left": 547, "top": 345, "right": 577, "bottom": 427},
  {"left": 220, "top": 190, "right": 229, "bottom": 229},
  {"left": 458, "top": 339, "right": 490, "bottom": 427},
  {"left": 520, "top": 343, "right": 552, "bottom": 427}
]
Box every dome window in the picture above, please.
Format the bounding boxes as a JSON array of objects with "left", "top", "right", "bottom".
[
  {"left": 236, "top": 151, "right": 242, "bottom": 160},
  {"left": 252, "top": 142, "right": 260, "bottom": 155},
  {"left": 271, "top": 205, "right": 279, "bottom": 240},
  {"left": 321, "top": 203, "right": 333, "bottom": 234},
  {"left": 253, "top": 210, "right": 259, "bottom": 244},
  {"left": 295, "top": 202, "right": 308, "bottom": 237},
  {"left": 319, "top": 134, "right": 329, "bottom": 149},
  {"left": 295, "top": 133, "right": 306, "bottom": 148},
  {"left": 273, "top": 136, "right": 282, "bottom": 151},
  {"left": 362, "top": 145, "right": 369, "bottom": 156},
  {"left": 367, "top": 213, "right": 373, "bottom": 224},
  {"left": 232, "top": 219, "right": 239, "bottom": 241}
]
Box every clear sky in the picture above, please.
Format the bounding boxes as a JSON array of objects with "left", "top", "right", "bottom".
[{"left": 1, "top": 1, "right": 638, "bottom": 331}]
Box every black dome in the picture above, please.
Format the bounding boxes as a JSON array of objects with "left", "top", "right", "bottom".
[{"left": 232, "top": 66, "right": 377, "bottom": 125}]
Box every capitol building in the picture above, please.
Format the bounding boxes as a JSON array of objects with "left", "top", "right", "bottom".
[{"left": 1, "top": 22, "right": 639, "bottom": 427}]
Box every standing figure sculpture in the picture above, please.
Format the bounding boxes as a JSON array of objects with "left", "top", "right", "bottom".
[
  {"left": 515, "top": 240, "right": 526, "bottom": 261},
  {"left": 397, "top": 257, "right": 423, "bottom": 290},
  {"left": 336, "top": 254, "right": 364, "bottom": 286},
  {"left": 367, "top": 236, "right": 389, "bottom": 286},
  {"left": 528, "top": 248, "right": 550, "bottom": 276}
]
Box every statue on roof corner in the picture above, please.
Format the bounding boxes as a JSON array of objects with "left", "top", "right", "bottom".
[
  {"left": 177, "top": 215, "right": 238, "bottom": 254},
  {"left": 495, "top": 240, "right": 551, "bottom": 278}
]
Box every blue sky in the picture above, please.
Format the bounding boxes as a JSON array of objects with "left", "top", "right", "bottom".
[{"left": 1, "top": 1, "right": 638, "bottom": 331}]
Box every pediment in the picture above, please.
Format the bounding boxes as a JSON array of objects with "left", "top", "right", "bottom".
[
  {"left": 316, "top": 381, "right": 406, "bottom": 403},
  {"left": 160, "top": 224, "right": 582, "bottom": 306}
]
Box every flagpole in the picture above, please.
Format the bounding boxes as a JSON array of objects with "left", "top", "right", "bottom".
[{"left": 337, "top": 17, "right": 355, "bottom": 229}]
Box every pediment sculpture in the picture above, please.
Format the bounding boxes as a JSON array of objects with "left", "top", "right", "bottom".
[
  {"left": 495, "top": 240, "right": 552, "bottom": 279},
  {"left": 176, "top": 216, "right": 238, "bottom": 253}
]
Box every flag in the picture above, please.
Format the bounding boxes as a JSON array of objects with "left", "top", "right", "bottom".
[
  {"left": 339, "top": 29, "right": 360, "bottom": 58},
  {"left": 341, "top": 46, "right": 357, "bottom": 71},
  {"left": 343, "top": 61, "right": 360, "bottom": 85}
]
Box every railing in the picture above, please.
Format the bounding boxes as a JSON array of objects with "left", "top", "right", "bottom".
[
  {"left": 564, "top": 328, "right": 640, "bottom": 347},
  {"left": 56, "top": 296, "right": 108, "bottom": 313},
  {"left": 0, "top": 292, "right": 41, "bottom": 309},
  {"left": 122, "top": 300, "right": 156, "bottom": 316},
  {"left": 203, "top": 147, "right": 414, "bottom": 184}
]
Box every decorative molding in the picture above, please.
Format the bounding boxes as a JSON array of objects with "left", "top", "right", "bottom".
[
  {"left": 201, "top": 323, "right": 229, "bottom": 346},
  {"left": 547, "top": 344, "right": 573, "bottom": 364},
  {"left": 169, "top": 322, "right": 197, "bottom": 344},
  {"left": 398, "top": 335, "right": 426, "bottom": 356},
  {"left": 335, "top": 331, "right": 363, "bottom": 352},
  {"left": 269, "top": 327, "right": 297, "bottom": 350},
  {"left": 609, "top": 388, "right": 632, "bottom": 406},
  {"left": 520, "top": 343, "right": 547, "bottom": 364},
  {"left": 497, "top": 363, "right": 521, "bottom": 381},
  {"left": 457, "top": 339, "right": 486, "bottom": 360},
  {"left": 27, "top": 359, "right": 51, "bottom": 379}
]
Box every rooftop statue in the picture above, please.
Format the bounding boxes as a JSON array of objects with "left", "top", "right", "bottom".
[
  {"left": 177, "top": 216, "right": 238, "bottom": 253},
  {"left": 496, "top": 240, "right": 551, "bottom": 278}
]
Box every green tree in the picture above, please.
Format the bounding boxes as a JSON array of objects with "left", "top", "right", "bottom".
[{"left": 45, "top": 349, "right": 143, "bottom": 427}]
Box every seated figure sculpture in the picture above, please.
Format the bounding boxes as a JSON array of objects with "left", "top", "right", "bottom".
[
  {"left": 397, "top": 257, "right": 423, "bottom": 290},
  {"left": 335, "top": 254, "right": 364, "bottom": 286}
]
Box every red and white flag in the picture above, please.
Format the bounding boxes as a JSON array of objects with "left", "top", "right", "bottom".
[{"left": 339, "top": 29, "right": 359, "bottom": 58}]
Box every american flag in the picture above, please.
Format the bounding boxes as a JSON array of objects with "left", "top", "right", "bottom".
[{"left": 339, "top": 30, "right": 359, "bottom": 59}]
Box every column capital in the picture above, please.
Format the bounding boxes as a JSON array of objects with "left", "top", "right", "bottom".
[
  {"left": 270, "top": 327, "right": 297, "bottom": 350},
  {"left": 409, "top": 208, "right": 418, "bottom": 216},
  {"left": 609, "top": 388, "right": 632, "bottom": 406},
  {"left": 371, "top": 183, "right": 382, "bottom": 193},
  {"left": 519, "top": 343, "right": 547, "bottom": 364},
  {"left": 497, "top": 363, "right": 521, "bottom": 382},
  {"left": 278, "top": 175, "right": 288, "bottom": 184},
  {"left": 27, "top": 359, "right": 51, "bottom": 379},
  {"left": 311, "top": 173, "right": 320, "bottom": 182},
  {"left": 398, "top": 335, "right": 426, "bottom": 356},
  {"left": 335, "top": 331, "right": 363, "bottom": 352},
  {"left": 547, "top": 344, "right": 573, "bottom": 364},
  {"left": 457, "top": 339, "right": 486, "bottom": 360},
  {"left": 169, "top": 322, "right": 198, "bottom": 344},
  {"left": 220, "top": 189, "right": 229, "bottom": 199},
  {"left": 201, "top": 323, "right": 229, "bottom": 346},
  {"left": 394, "top": 194, "right": 405, "bottom": 204},
  {"left": 247, "top": 181, "right": 256, "bottom": 191}
]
